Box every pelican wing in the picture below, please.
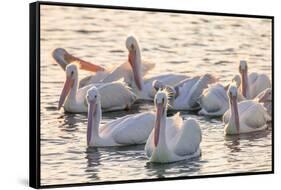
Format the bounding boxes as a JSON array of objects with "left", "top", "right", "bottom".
[
  {"left": 142, "top": 60, "right": 155, "bottom": 75},
  {"left": 113, "top": 112, "right": 155, "bottom": 145},
  {"left": 240, "top": 101, "right": 270, "bottom": 129},
  {"left": 172, "top": 118, "right": 202, "bottom": 156},
  {"left": 102, "top": 62, "right": 132, "bottom": 84},
  {"left": 199, "top": 84, "right": 228, "bottom": 115},
  {"left": 223, "top": 100, "right": 254, "bottom": 124},
  {"left": 98, "top": 81, "right": 137, "bottom": 111},
  {"left": 79, "top": 71, "right": 109, "bottom": 88},
  {"left": 248, "top": 73, "right": 271, "bottom": 98},
  {"left": 99, "top": 114, "right": 137, "bottom": 136},
  {"left": 173, "top": 76, "right": 200, "bottom": 109}
]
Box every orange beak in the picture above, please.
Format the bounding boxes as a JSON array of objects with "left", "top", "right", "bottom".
[
  {"left": 154, "top": 103, "right": 163, "bottom": 147},
  {"left": 64, "top": 53, "right": 105, "bottom": 73},
  {"left": 231, "top": 95, "right": 240, "bottom": 134},
  {"left": 58, "top": 76, "right": 74, "bottom": 110},
  {"left": 87, "top": 101, "right": 97, "bottom": 146},
  {"left": 128, "top": 50, "right": 143, "bottom": 90},
  {"left": 241, "top": 69, "right": 248, "bottom": 98}
]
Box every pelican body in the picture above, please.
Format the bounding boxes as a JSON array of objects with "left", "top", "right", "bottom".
[
  {"left": 239, "top": 60, "right": 271, "bottom": 99},
  {"left": 87, "top": 87, "right": 155, "bottom": 147},
  {"left": 198, "top": 75, "right": 244, "bottom": 117},
  {"left": 223, "top": 85, "right": 270, "bottom": 135},
  {"left": 256, "top": 88, "right": 272, "bottom": 119},
  {"left": 145, "top": 89, "right": 202, "bottom": 163},
  {"left": 58, "top": 64, "right": 136, "bottom": 113},
  {"left": 153, "top": 74, "right": 217, "bottom": 111}
]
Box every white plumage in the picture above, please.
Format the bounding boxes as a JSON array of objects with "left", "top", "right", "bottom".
[
  {"left": 153, "top": 74, "right": 217, "bottom": 110},
  {"left": 58, "top": 64, "right": 136, "bottom": 113},
  {"left": 239, "top": 60, "right": 271, "bottom": 99},
  {"left": 145, "top": 90, "right": 201, "bottom": 163},
  {"left": 87, "top": 87, "right": 155, "bottom": 147},
  {"left": 198, "top": 84, "right": 229, "bottom": 116},
  {"left": 256, "top": 88, "right": 272, "bottom": 120},
  {"left": 198, "top": 75, "right": 244, "bottom": 117},
  {"left": 223, "top": 85, "right": 270, "bottom": 135},
  {"left": 136, "top": 73, "right": 189, "bottom": 100}
]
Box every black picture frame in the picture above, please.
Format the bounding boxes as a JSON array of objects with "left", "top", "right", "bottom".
[{"left": 29, "top": 1, "right": 274, "bottom": 189}]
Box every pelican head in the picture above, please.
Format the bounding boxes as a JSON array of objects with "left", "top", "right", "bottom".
[
  {"left": 239, "top": 60, "right": 248, "bottom": 73},
  {"left": 126, "top": 36, "right": 143, "bottom": 90},
  {"left": 58, "top": 64, "right": 78, "bottom": 109},
  {"left": 52, "top": 48, "right": 105, "bottom": 72},
  {"left": 239, "top": 60, "right": 249, "bottom": 97},
  {"left": 52, "top": 48, "right": 69, "bottom": 70},
  {"left": 232, "top": 74, "right": 241, "bottom": 87},
  {"left": 87, "top": 86, "right": 100, "bottom": 105},
  {"left": 228, "top": 85, "right": 240, "bottom": 133},
  {"left": 86, "top": 86, "right": 101, "bottom": 146},
  {"left": 53, "top": 48, "right": 68, "bottom": 58},
  {"left": 154, "top": 90, "right": 168, "bottom": 147},
  {"left": 152, "top": 80, "right": 165, "bottom": 91},
  {"left": 202, "top": 74, "right": 218, "bottom": 84}
]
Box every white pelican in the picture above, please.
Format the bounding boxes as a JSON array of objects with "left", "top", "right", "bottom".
[
  {"left": 223, "top": 85, "right": 270, "bottom": 135},
  {"left": 239, "top": 60, "right": 271, "bottom": 99},
  {"left": 52, "top": 36, "right": 155, "bottom": 90},
  {"left": 58, "top": 64, "right": 136, "bottom": 113},
  {"left": 137, "top": 73, "right": 188, "bottom": 100},
  {"left": 102, "top": 36, "right": 188, "bottom": 100},
  {"left": 86, "top": 86, "right": 155, "bottom": 147},
  {"left": 153, "top": 74, "right": 218, "bottom": 110},
  {"left": 145, "top": 89, "right": 202, "bottom": 163},
  {"left": 256, "top": 88, "right": 272, "bottom": 119},
  {"left": 198, "top": 75, "right": 244, "bottom": 117}
]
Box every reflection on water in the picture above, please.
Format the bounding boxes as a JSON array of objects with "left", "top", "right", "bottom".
[{"left": 40, "top": 5, "right": 272, "bottom": 186}]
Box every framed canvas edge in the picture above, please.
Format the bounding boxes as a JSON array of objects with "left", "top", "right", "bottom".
[
  {"left": 30, "top": 1, "right": 41, "bottom": 189},
  {"left": 29, "top": 1, "right": 274, "bottom": 189}
]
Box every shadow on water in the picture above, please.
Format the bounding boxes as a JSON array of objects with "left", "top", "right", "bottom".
[
  {"left": 144, "top": 156, "right": 202, "bottom": 178},
  {"left": 224, "top": 130, "right": 271, "bottom": 153},
  {"left": 84, "top": 145, "right": 146, "bottom": 180},
  {"left": 85, "top": 147, "right": 101, "bottom": 181}
]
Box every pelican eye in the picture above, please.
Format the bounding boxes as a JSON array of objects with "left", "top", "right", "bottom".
[
  {"left": 71, "top": 71, "right": 74, "bottom": 76},
  {"left": 131, "top": 44, "right": 134, "bottom": 50},
  {"left": 162, "top": 98, "right": 164, "bottom": 104},
  {"left": 94, "top": 95, "right": 97, "bottom": 98}
]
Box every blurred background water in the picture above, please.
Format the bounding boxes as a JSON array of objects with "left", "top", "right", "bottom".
[{"left": 40, "top": 5, "right": 272, "bottom": 186}]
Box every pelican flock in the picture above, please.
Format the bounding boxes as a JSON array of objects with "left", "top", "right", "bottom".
[{"left": 53, "top": 35, "right": 272, "bottom": 164}]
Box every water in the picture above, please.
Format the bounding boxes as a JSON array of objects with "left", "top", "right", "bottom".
[{"left": 40, "top": 5, "right": 272, "bottom": 186}]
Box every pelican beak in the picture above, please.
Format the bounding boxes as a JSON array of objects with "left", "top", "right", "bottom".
[
  {"left": 231, "top": 95, "right": 240, "bottom": 134},
  {"left": 64, "top": 53, "right": 105, "bottom": 73},
  {"left": 87, "top": 100, "right": 97, "bottom": 146},
  {"left": 241, "top": 69, "right": 248, "bottom": 98},
  {"left": 154, "top": 102, "right": 164, "bottom": 147},
  {"left": 58, "top": 76, "right": 74, "bottom": 110},
  {"left": 128, "top": 49, "right": 143, "bottom": 90}
]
